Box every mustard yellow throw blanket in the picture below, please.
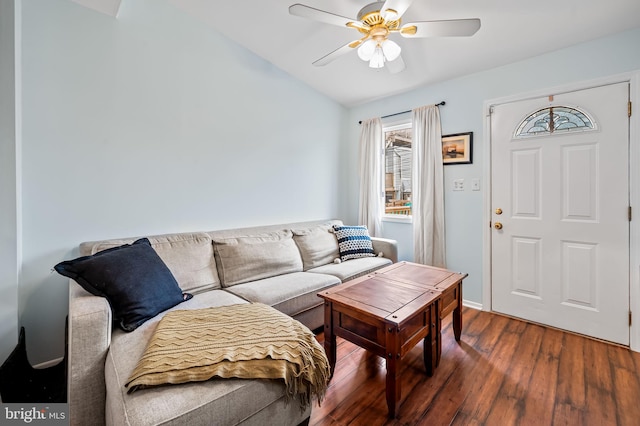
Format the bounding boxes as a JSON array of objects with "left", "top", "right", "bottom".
[{"left": 125, "top": 303, "right": 330, "bottom": 408}]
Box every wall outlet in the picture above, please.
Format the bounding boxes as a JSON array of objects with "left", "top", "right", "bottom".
[
  {"left": 453, "top": 179, "right": 464, "bottom": 191},
  {"left": 471, "top": 178, "right": 480, "bottom": 191}
]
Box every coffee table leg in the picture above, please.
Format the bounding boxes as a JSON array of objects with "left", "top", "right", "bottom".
[
  {"left": 453, "top": 306, "right": 462, "bottom": 341},
  {"left": 453, "top": 282, "right": 462, "bottom": 341},
  {"left": 424, "top": 304, "right": 437, "bottom": 376},
  {"left": 385, "top": 326, "right": 401, "bottom": 418},
  {"left": 324, "top": 302, "right": 336, "bottom": 378}
]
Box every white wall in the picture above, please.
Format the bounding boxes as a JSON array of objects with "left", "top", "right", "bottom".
[
  {"left": 19, "top": 0, "right": 347, "bottom": 364},
  {"left": 0, "top": 0, "right": 20, "bottom": 365},
  {"left": 346, "top": 27, "right": 640, "bottom": 306}
]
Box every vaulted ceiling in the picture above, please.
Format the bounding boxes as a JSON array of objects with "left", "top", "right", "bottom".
[{"left": 73, "top": 0, "right": 640, "bottom": 106}]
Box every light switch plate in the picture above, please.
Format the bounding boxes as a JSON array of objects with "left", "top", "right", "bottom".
[{"left": 471, "top": 178, "right": 480, "bottom": 191}]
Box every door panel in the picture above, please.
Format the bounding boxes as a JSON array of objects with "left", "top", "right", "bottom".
[
  {"left": 561, "top": 241, "right": 597, "bottom": 308},
  {"left": 512, "top": 149, "right": 540, "bottom": 217},
  {"left": 563, "top": 144, "right": 597, "bottom": 220},
  {"left": 491, "top": 82, "right": 630, "bottom": 345},
  {"left": 511, "top": 237, "right": 541, "bottom": 298}
]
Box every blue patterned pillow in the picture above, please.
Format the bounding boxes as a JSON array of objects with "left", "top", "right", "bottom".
[{"left": 332, "top": 225, "right": 375, "bottom": 261}]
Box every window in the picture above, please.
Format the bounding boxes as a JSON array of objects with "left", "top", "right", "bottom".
[
  {"left": 515, "top": 106, "right": 595, "bottom": 138},
  {"left": 383, "top": 123, "right": 412, "bottom": 217}
]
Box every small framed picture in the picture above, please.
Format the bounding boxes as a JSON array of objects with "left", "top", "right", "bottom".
[{"left": 442, "top": 132, "right": 473, "bottom": 165}]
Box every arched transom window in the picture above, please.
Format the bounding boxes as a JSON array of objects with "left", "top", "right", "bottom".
[{"left": 515, "top": 106, "right": 595, "bottom": 138}]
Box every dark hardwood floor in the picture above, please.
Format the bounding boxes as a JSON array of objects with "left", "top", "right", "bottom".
[{"left": 311, "top": 307, "right": 640, "bottom": 426}]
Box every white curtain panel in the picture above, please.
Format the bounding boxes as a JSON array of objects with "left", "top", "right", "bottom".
[
  {"left": 412, "top": 105, "right": 446, "bottom": 267},
  {"left": 358, "top": 117, "right": 383, "bottom": 237}
]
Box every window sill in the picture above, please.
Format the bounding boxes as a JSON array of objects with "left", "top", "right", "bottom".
[{"left": 382, "top": 215, "right": 412, "bottom": 224}]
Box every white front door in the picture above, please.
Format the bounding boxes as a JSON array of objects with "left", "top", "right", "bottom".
[{"left": 490, "top": 82, "right": 630, "bottom": 345}]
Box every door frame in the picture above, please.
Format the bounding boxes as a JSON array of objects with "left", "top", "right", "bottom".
[{"left": 482, "top": 71, "right": 640, "bottom": 351}]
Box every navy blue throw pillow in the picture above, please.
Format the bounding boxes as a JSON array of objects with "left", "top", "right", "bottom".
[{"left": 54, "top": 238, "right": 192, "bottom": 332}]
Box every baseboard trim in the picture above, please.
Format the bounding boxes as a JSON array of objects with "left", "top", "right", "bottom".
[{"left": 462, "top": 300, "right": 483, "bottom": 311}]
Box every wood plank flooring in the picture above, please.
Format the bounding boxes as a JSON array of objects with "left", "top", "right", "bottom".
[{"left": 311, "top": 307, "right": 640, "bottom": 426}]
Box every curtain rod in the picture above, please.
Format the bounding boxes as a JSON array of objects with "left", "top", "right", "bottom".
[{"left": 358, "top": 101, "right": 445, "bottom": 124}]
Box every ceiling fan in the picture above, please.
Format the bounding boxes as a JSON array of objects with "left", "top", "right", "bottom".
[{"left": 289, "top": 0, "right": 480, "bottom": 73}]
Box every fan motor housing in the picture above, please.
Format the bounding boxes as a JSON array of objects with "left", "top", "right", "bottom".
[{"left": 357, "top": 2, "right": 401, "bottom": 31}]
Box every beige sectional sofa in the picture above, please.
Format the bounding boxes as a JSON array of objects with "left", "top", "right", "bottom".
[{"left": 67, "top": 219, "right": 397, "bottom": 426}]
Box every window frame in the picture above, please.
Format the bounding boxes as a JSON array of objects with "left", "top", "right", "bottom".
[{"left": 381, "top": 120, "right": 413, "bottom": 223}]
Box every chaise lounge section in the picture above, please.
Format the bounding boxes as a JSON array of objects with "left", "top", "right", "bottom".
[{"left": 67, "top": 219, "right": 397, "bottom": 426}]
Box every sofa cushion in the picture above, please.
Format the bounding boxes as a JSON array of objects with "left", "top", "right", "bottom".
[
  {"left": 88, "top": 233, "right": 220, "bottom": 294},
  {"left": 307, "top": 256, "right": 392, "bottom": 282},
  {"left": 103, "top": 291, "right": 309, "bottom": 426},
  {"left": 332, "top": 225, "right": 376, "bottom": 261},
  {"left": 292, "top": 226, "right": 340, "bottom": 271},
  {"left": 54, "top": 238, "right": 191, "bottom": 332},
  {"left": 213, "top": 230, "right": 303, "bottom": 287},
  {"left": 223, "top": 272, "right": 340, "bottom": 317}
]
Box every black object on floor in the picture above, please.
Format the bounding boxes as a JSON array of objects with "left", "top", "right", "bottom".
[{"left": 0, "top": 327, "right": 66, "bottom": 403}]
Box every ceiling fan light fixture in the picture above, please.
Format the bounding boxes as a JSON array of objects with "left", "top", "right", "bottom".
[
  {"left": 369, "top": 46, "right": 385, "bottom": 68},
  {"left": 357, "top": 39, "right": 377, "bottom": 61},
  {"left": 381, "top": 39, "right": 401, "bottom": 61},
  {"left": 289, "top": 1, "right": 480, "bottom": 72}
]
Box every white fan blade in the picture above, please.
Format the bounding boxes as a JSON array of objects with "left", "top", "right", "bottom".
[
  {"left": 386, "top": 54, "right": 405, "bottom": 74},
  {"left": 312, "top": 42, "right": 357, "bottom": 66},
  {"left": 380, "top": 0, "right": 415, "bottom": 20},
  {"left": 400, "top": 19, "right": 481, "bottom": 38},
  {"left": 289, "top": 4, "right": 368, "bottom": 30}
]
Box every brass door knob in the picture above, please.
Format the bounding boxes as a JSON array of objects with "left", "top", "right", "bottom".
[
  {"left": 495, "top": 208, "right": 503, "bottom": 215},
  {"left": 494, "top": 222, "right": 503, "bottom": 230}
]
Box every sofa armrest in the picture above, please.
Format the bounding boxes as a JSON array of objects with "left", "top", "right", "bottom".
[
  {"left": 371, "top": 237, "right": 398, "bottom": 263},
  {"left": 68, "top": 280, "right": 111, "bottom": 426}
]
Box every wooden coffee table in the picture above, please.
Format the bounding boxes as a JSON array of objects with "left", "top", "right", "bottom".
[
  {"left": 318, "top": 261, "right": 467, "bottom": 418},
  {"left": 373, "top": 261, "right": 467, "bottom": 367}
]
